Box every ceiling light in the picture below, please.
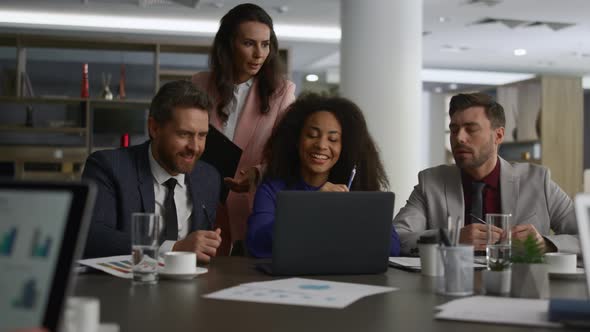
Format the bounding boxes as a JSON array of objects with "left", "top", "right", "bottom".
[
  {"left": 434, "top": 87, "right": 443, "bottom": 93},
  {"left": 449, "top": 83, "right": 458, "bottom": 90},
  {"left": 0, "top": 9, "right": 341, "bottom": 42},
  {"left": 274, "top": 5, "right": 289, "bottom": 14},
  {"left": 421, "top": 69, "right": 534, "bottom": 85},
  {"left": 513, "top": 48, "right": 527, "bottom": 56},
  {"left": 306, "top": 74, "right": 319, "bottom": 82},
  {"left": 439, "top": 16, "right": 450, "bottom": 23}
]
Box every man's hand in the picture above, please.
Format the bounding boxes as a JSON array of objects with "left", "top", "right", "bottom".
[
  {"left": 224, "top": 167, "right": 260, "bottom": 193},
  {"left": 511, "top": 224, "right": 553, "bottom": 252},
  {"left": 319, "top": 182, "right": 349, "bottom": 192},
  {"left": 459, "top": 223, "right": 503, "bottom": 250},
  {"left": 172, "top": 228, "right": 222, "bottom": 263}
]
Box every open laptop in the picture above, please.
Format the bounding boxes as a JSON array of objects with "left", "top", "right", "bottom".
[
  {"left": 0, "top": 181, "right": 96, "bottom": 331},
  {"left": 258, "top": 191, "right": 395, "bottom": 275}
]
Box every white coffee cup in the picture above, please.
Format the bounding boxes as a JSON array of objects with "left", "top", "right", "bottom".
[
  {"left": 163, "top": 252, "right": 197, "bottom": 274},
  {"left": 419, "top": 243, "right": 443, "bottom": 277},
  {"left": 544, "top": 252, "right": 577, "bottom": 273},
  {"left": 64, "top": 297, "right": 100, "bottom": 332}
]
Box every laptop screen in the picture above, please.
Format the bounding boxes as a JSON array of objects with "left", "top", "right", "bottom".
[{"left": 0, "top": 189, "right": 73, "bottom": 330}]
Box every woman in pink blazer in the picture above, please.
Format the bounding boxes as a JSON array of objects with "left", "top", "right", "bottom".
[{"left": 192, "top": 3, "right": 295, "bottom": 255}]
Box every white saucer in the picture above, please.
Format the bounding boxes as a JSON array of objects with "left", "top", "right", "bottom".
[
  {"left": 549, "top": 267, "right": 585, "bottom": 280},
  {"left": 158, "top": 266, "right": 208, "bottom": 280}
]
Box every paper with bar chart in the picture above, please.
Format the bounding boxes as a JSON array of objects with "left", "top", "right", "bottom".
[{"left": 78, "top": 255, "right": 165, "bottom": 279}]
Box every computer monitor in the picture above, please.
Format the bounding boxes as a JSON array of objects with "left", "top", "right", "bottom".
[
  {"left": 0, "top": 181, "right": 96, "bottom": 331},
  {"left": 574, "top": 193, "right": 590, "bottom": 296}
]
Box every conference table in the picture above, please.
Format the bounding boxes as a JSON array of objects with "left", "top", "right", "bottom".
[{"left": 73, "top": 257, "right": 588, "bottom": 332}]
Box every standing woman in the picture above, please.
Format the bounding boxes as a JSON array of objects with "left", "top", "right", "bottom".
[{"left": 192, "top": 3, "right": 296, "bottom": 254}]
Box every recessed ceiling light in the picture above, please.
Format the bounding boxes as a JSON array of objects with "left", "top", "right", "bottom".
[
  {"left": 513, "top": 48, "right": 527, "bottom": 56},
  {"left": 434, "top": 87, "right": 443, "bottom": 93},
  {"left": 274, "top": 5, "right": 289, "bottom": 14},
  {"left": 306, "top": 74, "right": 319, "bottom": 82},
  {"left": 449, "top": 83, "right": 458, "bottom": 90},
  {"left": 439, "top": 16, "right": 450, "bottom": 23},
  {"left": 440, "top": 45, "right": 469, "bottom": 53}
]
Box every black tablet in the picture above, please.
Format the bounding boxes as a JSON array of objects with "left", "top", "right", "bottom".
[
  {"left": 200, "top": 124, "right": 243, "bottom": 203},
  {"left": 0, "top": 181, "right": 96, "bottom": 331}
]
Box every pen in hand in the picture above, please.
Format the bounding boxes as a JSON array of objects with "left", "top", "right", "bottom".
[
  {"left": 202, "top": 204, "right": 213, "bottom": 230},
  {"left": 347, "top": 164, "right": 357, "bottom": 190},
  {"left": 469, "top": 213, "right": 487, "bottom": 224}
]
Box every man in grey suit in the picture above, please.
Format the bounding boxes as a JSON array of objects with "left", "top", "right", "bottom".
[
  {"left": 83, "top": 80, "right": 222, "bottom": 262},
  {"left": 394, "top": 92, "right": 578, "bottom": 256}
]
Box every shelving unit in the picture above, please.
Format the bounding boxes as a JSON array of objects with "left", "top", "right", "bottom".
[{"left": 0, "top": 32, "right": 291, "bottom": 180}]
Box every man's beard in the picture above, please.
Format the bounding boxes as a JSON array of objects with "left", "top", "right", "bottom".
[
  {"left": 454, "top": 135, "right": 495, "bottom": 169},
  {"left": 157, "top": 146, "right": 196, "bottom": 174}
]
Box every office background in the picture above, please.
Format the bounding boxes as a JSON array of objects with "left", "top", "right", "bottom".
[{"left": 0, "top": 0, "right": 588, "bottom": 212}]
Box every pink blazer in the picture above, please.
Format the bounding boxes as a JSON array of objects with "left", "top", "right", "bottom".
[{"left": 192, "top": 72, "right": 296, "bottom": 245}]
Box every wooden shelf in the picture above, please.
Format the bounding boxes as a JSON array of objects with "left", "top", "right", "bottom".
[
  {"left": 0, "top": 125, "right": 86, "bottom": 134},
  {"left": 159, "top": 69, "right": 195, "bottom": 79},
  {"left": 0, "top": 96, "right": 87, "bottom": 104},
  {"left": 0, "top": 146, "right": 88, "bottom": 163},
  {"left": 89, "top": 99, "right": 151, "bottom": 108}
]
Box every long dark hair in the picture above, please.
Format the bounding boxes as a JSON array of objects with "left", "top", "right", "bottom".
[
  {"left": 263, "top": 93, "right": 389, "bottom": 191},
  {"left": 209, "top": 3, "right": 284, "bottom": 122}
]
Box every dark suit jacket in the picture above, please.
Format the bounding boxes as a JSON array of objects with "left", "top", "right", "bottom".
[{"left": 82, "top": 141, "right": 221, "bottom": 258}]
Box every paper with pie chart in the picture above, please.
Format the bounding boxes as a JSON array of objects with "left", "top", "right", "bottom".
[{"left": 203, "top": 278, "right": 397, "bottom": 308}]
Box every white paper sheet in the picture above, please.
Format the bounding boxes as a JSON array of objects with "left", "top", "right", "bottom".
[
  {"left": 78, "top": 255, "right": 135, "bottom": 279},
  {"left": 78, "top": 255, "right": 165, "bottom": 279},
  {"left": 203, "top": 278, "right": 397, "bottom": 308},
  {"left": 389, "top": 257, "right": 421, "bottom": 268},
  {"left": 435, "top": 296, "right": 563, "bottom": 328},
  {"left": 388, "top": 257, "right": 487, "bottom": 271}
]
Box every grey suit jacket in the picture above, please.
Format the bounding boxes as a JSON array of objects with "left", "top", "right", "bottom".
[
  {"left": 82, "top": 141, "right": 221, "bottom": 258},
  {"left": 393, "top": 158, "right": 579, "bottom": 256}
]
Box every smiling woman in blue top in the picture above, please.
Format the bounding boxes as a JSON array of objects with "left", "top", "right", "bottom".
[{"left": 246, "top": 93, "right": 401, "bottom": 258}]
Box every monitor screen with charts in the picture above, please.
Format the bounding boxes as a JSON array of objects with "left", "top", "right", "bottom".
[{"left": 0, "top": 181, "right": 96, "bottom": 331}]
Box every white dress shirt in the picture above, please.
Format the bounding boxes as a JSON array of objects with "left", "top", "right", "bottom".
[
  {"left": 148, "top": 144, "right": 193, "bottom": 254},
  {"left": 222, "top": 78, "right": 253, "bottom": 140}
]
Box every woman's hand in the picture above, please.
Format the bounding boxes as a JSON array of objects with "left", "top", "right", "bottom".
[
  {"left": 224, "top": 167, "right": 260, "bottom": 193},
  {"left": 319, "top": 182, "right": 349, "bottom": 192}
]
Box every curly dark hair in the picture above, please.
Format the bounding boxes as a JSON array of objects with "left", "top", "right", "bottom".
[
  {"left": 263, "top": 93, "right": 389, "bottom": 191},
  {"left": 209, "top": 3, "right": 285, "bottom": 122}
]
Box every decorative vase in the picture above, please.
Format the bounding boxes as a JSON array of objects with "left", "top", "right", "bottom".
[
  {"left": 483, "top": 269, "right": 511, "bottom": 296},
  {"left": 511, "top": 263, "right": 549, "bottom": 298},
  {"left": 101, "top": 72, "right": 113, "bottom": 100}
]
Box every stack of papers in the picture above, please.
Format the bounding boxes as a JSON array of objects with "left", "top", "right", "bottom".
[
  {"left": 204, "top": 278, "right": 397, "bottom": 309},
  {"left": 435, "top": 296, "right": 562, "bottom": 328}
]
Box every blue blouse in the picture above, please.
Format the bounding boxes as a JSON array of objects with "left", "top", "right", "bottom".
[{"left": 245, "top": 179, "right": 401, "bottom": 258}]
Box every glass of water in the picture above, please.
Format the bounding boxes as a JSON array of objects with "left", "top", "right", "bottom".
[
  {"left": 485, "top": 213, "right": 512, "bottom": 271},
  {"left": 131, "top": 212, "right": 160, "bottom": 284}
]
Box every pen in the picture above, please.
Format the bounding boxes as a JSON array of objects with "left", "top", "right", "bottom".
[
  {"left": 202, "top": 204, "right": 213, "bottom": 230},
  {"left": 439, "top": 228, "right": 452, "bottom": 247},
  {"left": 347, "top": 164, "right": 357, "bottom": 189},
  {"left": 469, "top": 213, "right": 487, "bottom": 224}
]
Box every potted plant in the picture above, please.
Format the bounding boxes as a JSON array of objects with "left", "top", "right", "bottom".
[
  {"left": 510, "top": 234, "right": 549, "bottom": 298},
  {"left": 483, "top": 247, "right": 512, "bottom": 296}
]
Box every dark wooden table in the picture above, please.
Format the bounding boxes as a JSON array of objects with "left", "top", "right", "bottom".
[{"left": 73, "top": 257, "right": 588, "bottom": 332}]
